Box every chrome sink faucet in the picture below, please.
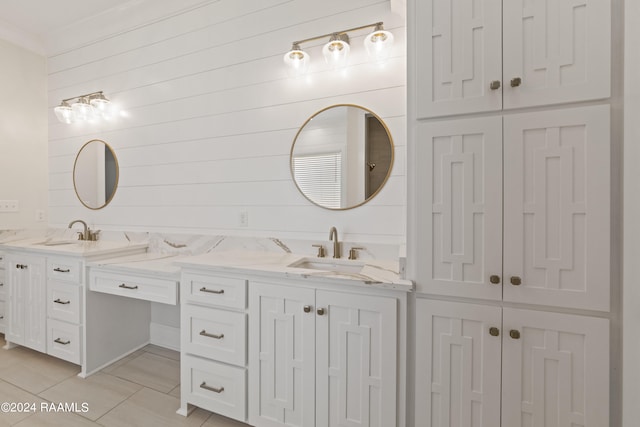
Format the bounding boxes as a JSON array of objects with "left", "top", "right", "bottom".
[{"left": 329, "top": 226, "right": 341, "bottom": 259}]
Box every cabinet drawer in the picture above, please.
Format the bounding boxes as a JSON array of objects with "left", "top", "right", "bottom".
[
  {"left": 48, "top": 258, "right": 83, "bottom": 284},
  {"left": 90, "top": 271, "right": 178, "bottom": 305},
  {"left": 47, "top": 319, "right": 81, "bottom": 364},
  {"left": 47, "top": 281, "right": 81, "bottom": 324},
  {"left": 0, "top": 300, "right": 5, "bottom": 329},
  {"left": 182, "top": 354, "right": 246, "bottom": 422},
  {"left": 183, "top": 305, "right": 246, "bottom": 366},
  {"left": 0, "top": 270, "right": 5, "bottom": 300},
  {"left": 182, "top": 273, "right": 246, "bottom": 309}
]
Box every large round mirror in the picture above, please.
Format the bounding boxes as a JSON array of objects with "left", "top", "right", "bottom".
[
  {"left": 290, "top": 104, "right": 394, "bottom": 210},
  {"left": 73, "top": 139, "right": 119, "bottom": 210}
]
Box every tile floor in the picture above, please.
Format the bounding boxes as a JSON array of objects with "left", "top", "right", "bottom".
[{"left": 0, "top": 335, "right": 251, "bottom": 427}]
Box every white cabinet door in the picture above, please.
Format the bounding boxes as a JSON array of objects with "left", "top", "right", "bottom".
[
  {"left": 503, "top": 106, "right": 610, "bottom": 311},
  {"left": 501, "top": 308, "right": 609, "bottom": 427},
  {"left": 415, "top": 299, "right": 502, "bottom": 427},
  {"left": 6, "top": 254, "right": 46, "bottom": 352},
  {"left": 503, "top": 0, "right": 611, "bottom": 109},
  {"left": 416, "top": 117, "right": 503, "bottom": 300},
  {"left": 416, "top": 0, "right": 502, "bottom": 118},
  {"left": 249, "top": 282, "right": 316, "bottom": 427},
  {"left": 315, "top": 290, "right": 397, "bottom": 427}
]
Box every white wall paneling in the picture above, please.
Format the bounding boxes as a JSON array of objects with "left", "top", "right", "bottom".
[{"left": 46, "top": 0, "right": 407, "bottom": 245}]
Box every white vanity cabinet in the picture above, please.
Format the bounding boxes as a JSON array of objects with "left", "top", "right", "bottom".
[
  {"left": 179, "top": 271, "right": 249, "bottom": 421},
  {"left": 46, "top": 256, "right": 84, "bottom": 364},
  {"left": 415, "top": 105, "right": 611, "bottom": 312},
  {"left": 1, "top": 241, "right": 148, "bottom": 375},
  {"left": 4, "top": 253, "right": 46, "bottom": 352},
  {"left": 0, "top": 251, "right": 6, "bottom": 333},
  {"left": 415, "top": 0, "right": 611, "bottom": 118},
  {"left": 415, "top": 299, "right": 609, "bottom": 427},
  {"left": 249, "top": 281, "right": 400, "bottom": 427}
]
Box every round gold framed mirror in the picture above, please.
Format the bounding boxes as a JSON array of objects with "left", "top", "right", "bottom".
[
  {"left": 290, "top": 104, "right": 394, "bottom": 210},
  {"left": 73, "top": 139, "right": 119, "bottom": 210}
]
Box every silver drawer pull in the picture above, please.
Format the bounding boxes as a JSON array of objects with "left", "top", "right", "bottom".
[
  {"left": 199, "top": 287, "right": 224, "bottom": 294},
  {"left": 199, "top": 330, "right": 224, "bottom": 340},
  {"left": 53, "top": 268, "right": 70, "bottom": 273},
  {"left": 54, "top": 299, "right": 71, "bottom": 305},
  {"left": 119, "top": 283, "right": 138, "bottom": 290},
  {"left": 200, "top": 382, "right": 224, "bottom": 393},
  {"left": 54, "top": 338, "right": 70, "bottom": 345}
]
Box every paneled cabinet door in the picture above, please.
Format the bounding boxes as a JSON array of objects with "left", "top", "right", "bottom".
[
  {"left": 416, "top": 116, "right": 503, "bottom": 300},
  {"left": 501, "top": 308, "right": 609, "bottom": 427},
  {"left": 6, "top": 255, "right": 46, "bottom": 352},
  {"left": 248, "top": 282, "right": 316, "bottom": 427},
  {"left": 315, "top": 290, "right": 397, "bottom": 427},
  {"left": 502, "top": 0, "right": 611, "bottom": 110},
  {"left": 415, "top": 0, "right": 502, "bottom": 118},
  {"left": 415, "top": 299, "right": 502, "bottom": 427},
  {"left": 503, "top": 106, "right": 610, "bottom": 311},
  {"left": 415, "top": 0, "right": 611, "bottom": 118}
]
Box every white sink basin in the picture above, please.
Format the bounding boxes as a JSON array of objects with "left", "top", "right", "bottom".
[
  {"left": 32, "top": 240, "right": 79, "bottom": 246},
  {"left": 288, "top": 257, "right": 365, "bottom": 274}
]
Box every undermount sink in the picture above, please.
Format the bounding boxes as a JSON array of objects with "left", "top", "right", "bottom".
[
  {"left": 32, "top": 240, "right": 79, "bottom": 246},
  {"left": 288, "top": 257, "right": 365, "bottom": 274}
]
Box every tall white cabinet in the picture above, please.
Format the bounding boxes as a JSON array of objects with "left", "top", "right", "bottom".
[{"left": 410, "top": 0, "right": 612, "bottom": 426}]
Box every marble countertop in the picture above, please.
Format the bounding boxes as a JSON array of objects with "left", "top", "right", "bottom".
[
  {"left": 0, "top": 237, "right": 148, "bottom": 258},
  {"left": 174, "top": 250, "right": 413, "bottom": 291},
  {"left": 87, "top": 252, "right": 183, "bottom": 279}
]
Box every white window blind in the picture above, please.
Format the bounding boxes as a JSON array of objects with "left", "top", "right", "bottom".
[{"left": 292, "top": 152, "right": 342, "bottom": 208}]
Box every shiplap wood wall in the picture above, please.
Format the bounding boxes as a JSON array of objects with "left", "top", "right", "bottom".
[{"left": 46, "top": 0, "right": 406, "bottom": 244}]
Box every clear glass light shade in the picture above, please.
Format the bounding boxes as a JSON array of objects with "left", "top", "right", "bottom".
[
  {"left": 364, "top": 29, "right": 394, "bottom": 63},
  {"left": 90, "top": 93, "right": 110, "bottom": 112},
  {"left": 71, "top": 98, "right": 95, "bottom": 121},
  {"left": 283, "top": 48, "right": 310, "bottom": 77},
  {"left": 54, "top": 102, "right": 74, "bottom": 124},
  {"left": 322, "top": 37, "right": 350, "bottom": 69}
]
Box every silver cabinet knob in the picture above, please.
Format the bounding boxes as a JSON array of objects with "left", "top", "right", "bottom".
[
  {"left": 490, "top": 80, "right": 501, "bottom": 90},
  {"left": 510, "top": 77, "right": 522, "bottom": 87},
  {"left": 489, "top": 275, "right": 501, "bottom": 284},
  {"left": 509, "top": 330, "right": 521, "bottom": 339},
  {"left": 303, "top": 305, "right": 312, "bottom": 313},
  {"left": 510, "top": 276, "right": 522, "bottom": 286},
  {"left": 489, "top": 327, "right": 500, "bottom": 337},
  {"left": 317, "top": 308, "right": 326, "bottom": 316}
]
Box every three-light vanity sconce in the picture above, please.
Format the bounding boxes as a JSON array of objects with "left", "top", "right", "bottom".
[
  {"left": 284, "top": 21, "right": 394, "bottom": 76},
  {"left": 54, "top": 91, "right": 116, "bottom": 124}
]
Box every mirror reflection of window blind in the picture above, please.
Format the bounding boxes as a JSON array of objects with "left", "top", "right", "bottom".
[{"left": 293, "top": 152, "right": 342, "bottom": 208}]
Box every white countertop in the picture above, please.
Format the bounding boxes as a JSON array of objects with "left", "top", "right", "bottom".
[
  {"left": 0, "top": 237, "right": 148, "bottom": 258},
  {"left": 175, "top": 250, "right": 413, "bottom": 291},
  {"left": 88, "top": 252, "right": 183, "bottom": 279}
]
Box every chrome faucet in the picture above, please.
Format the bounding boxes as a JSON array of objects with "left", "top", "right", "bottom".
[
  {"left": 329, "top": 226, "right": 341, "bottom": 259},
  {"left": 68, "top": 219, "right": 99, "bottom": 241}
]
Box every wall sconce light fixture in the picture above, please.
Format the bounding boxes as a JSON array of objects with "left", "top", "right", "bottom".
[
  {"left": 284, "top": 22, "right": 394, "bottom": 76},
  {"left": 54, "top": 91, "right": 115, "bottom": 124}
]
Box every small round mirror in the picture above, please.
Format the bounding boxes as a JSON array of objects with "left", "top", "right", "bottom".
[
  {"left": 290, "top": 104, "right": 393, "bottom": 210},
  {"left": 73, "top": 139, "right": 119, "bottom": 210}
]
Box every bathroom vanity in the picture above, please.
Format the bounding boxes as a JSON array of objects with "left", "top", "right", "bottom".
[
  {"left": 175, "top": 251, "right": 411, "bottom": 427},
  {"left": 0, "top": 237, "right": 147, "bottom": 376}
]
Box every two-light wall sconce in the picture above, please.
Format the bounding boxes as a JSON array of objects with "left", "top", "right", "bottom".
[
  {"left": 54, "top": 91, "right": 116, "bottom": 124},
  {"left": 284, "top": 22, "right": 394, "bottom": 77}
]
